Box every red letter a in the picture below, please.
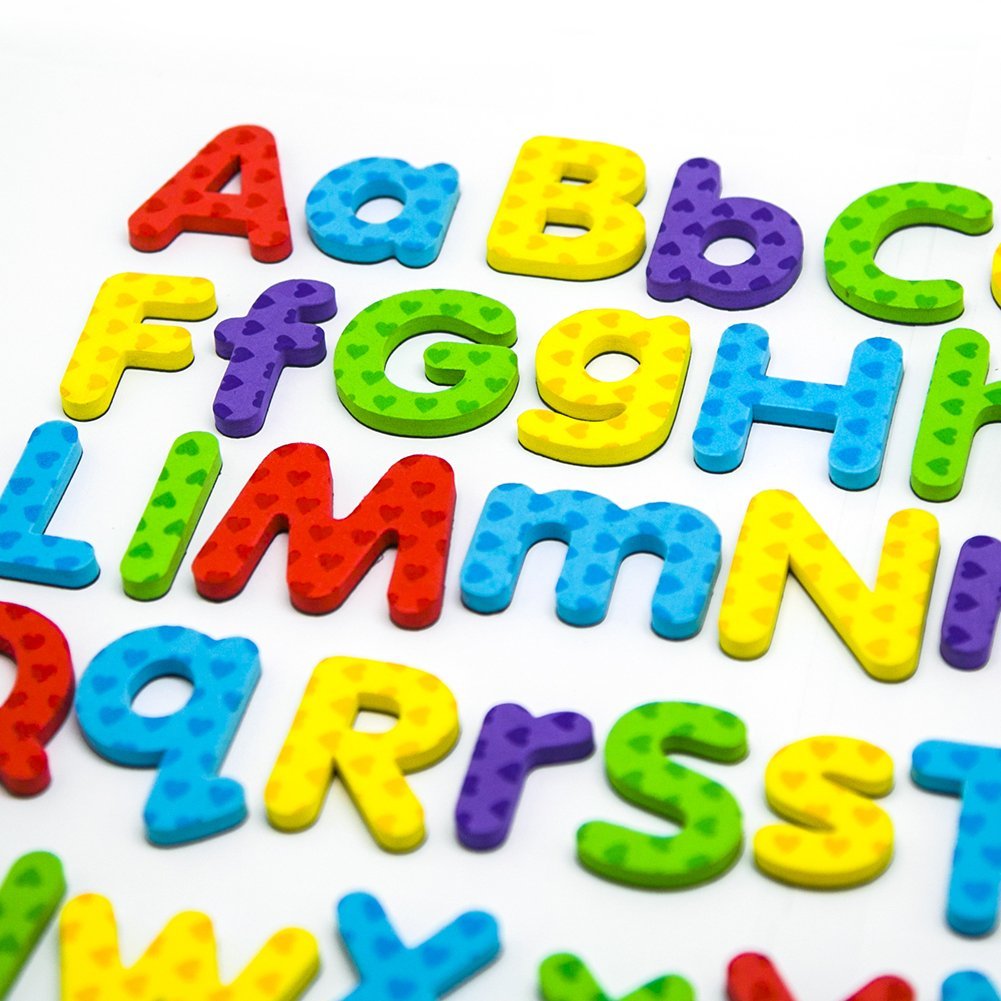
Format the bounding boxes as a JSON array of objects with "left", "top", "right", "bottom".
[{"left": 128, "top": 125, "right": 292, "bottom": 262}]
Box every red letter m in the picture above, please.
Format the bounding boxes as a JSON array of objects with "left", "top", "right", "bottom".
[{"left": 193, "top": 446, "right": 454, "bottom": 628}]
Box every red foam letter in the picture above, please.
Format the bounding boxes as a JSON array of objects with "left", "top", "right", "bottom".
[
  {"left": 0, "top": 603, "right": 74, "bottom": 796},
  {"left": 728, "top": 954, "right": 912, "bottom": 1001},
  {"left": 128, "top": 125, "right": 292, "bottom": 262},
  {"left": 192, "top": 447, "right": 455, "bottom": 628}
]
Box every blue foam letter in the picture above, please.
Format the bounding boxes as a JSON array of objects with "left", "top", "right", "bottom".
[
  {"left": 460, "top": 483, "right": 721, "bottom": 639},
  {"left": 943, "top": 972, "right": 1001, "bottom": 1001},
  {"left": 912, "top": 740, "right": 1001, "bottom": 936},
  {"left": 0, "top": 421, "right": 98, "bottom": 587},
  {"left": 692, "top": 324, "right": 902, "bottom": 490},
  {"left": 336, "top": 892, "right": 500, "bottom": 1001},
  {"left": 76, "top": 625, "right": 260, "bottom": 845},
  {"left": 306, "top": 158, "right": 460, "bottom": 267}
]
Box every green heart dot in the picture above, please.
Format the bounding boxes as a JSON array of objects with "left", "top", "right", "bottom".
[
  {"left": 601, "top": 843, "right": 628, "bottom": 866},
  {"left": 13, "top": 869, "right": 40, "bottom": 888}
]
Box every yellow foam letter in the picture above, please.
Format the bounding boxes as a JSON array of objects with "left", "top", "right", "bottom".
[
  {"left": 265, "top": 656, "right": 459, "bottom": 851},
  {"left": 60, "top": 893, "right": 318, "bottom": 1001},
  {"left": 992, "top": 243, "right": 1001, "bottom": 309},
  {"left": 718, "top": 490, "right": 939, "bottom": 681},
  {"left": 486, "top": 136, "right": 646, "bottom": 280},
  {"left": 518, "top": 309, "right": 690, "bottom": 465},
  {"left": 60, "top": 272, "right": 216, "bottom": 420},
  {"left": 754, "top": 736, "right": 894, "bottom": 888}
]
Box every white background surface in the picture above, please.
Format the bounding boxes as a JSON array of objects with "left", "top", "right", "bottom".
[{"left": 4, "top": 1, "right": 1001, "bottom": 997}]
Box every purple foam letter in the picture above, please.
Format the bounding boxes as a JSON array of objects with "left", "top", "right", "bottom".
[
  {"left": 455, "top": 703, "right": 594, "bottom": 850},
  {"left": 212, "top": 279, "right": 337, "bottom": 438},
  {"left": 646, "top": 158, "right": 803, "bottom": 309},
  {"left": 941, "top": 536, "right": 1001, "bottom": 670}
]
